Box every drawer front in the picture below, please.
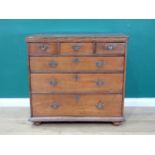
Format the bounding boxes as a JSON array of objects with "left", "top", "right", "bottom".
[
  {"left": 30, "top": 57, "right": 124, "bottom": 73},
  {"left": 28, "top": 43, "right": 58, "bottom": 56},
  {"left": 32, "top": 94, "right": 122, "bottom": 116},
  {"left": 60, "top": 43, "right": 93, "bottom": 55},
  {"left": 96, "top": 43, "right": 125, "bottom": 55},
  {"left": 31, "top": 73, "right": 123, "bottom": 93}
]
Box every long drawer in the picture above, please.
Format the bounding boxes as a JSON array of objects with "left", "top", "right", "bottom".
[
  {"left": 31, "top": 73, "right": 123, "bottom": 93},
  {"left": 30, "top": 57, "right": 124, "bottom": 73},
  {"left": 32, "top": 94, "right": 122, "bottom": 116}
]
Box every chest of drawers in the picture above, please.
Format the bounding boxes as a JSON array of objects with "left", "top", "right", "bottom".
[{"left": 26, "top": 34, "right": 128, "bottom": 126}]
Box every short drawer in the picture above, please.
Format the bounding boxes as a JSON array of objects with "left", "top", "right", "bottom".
[
  {"left": 31, "top": 73, "right": 123, "bottom": 93},
  {"left": 32, "top": 94, "right": 122, "bottom": 116},
  {"left": 60, "top": 43, "right": 93, "bottom": 55},
  {"left": 96, "top": 43, "right": 125, "bottom": 55},
  {"left": 30, "top": 57, "right": 124, "bottom": 73},
  {"left": 28, "top": 43, "right": 58, "bottom": 56}
]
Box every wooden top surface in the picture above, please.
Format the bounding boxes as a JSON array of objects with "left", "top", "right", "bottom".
[{"left": 26, "top": 33, "right": 128, "bottom": 42}]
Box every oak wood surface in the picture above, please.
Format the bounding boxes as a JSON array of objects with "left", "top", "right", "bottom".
[
  {"left": 121, "top": 42, "right": 128, "bottom": 115},
  {"left": 31, "top": 73, "right": 123, "bottom": 93},
  {"left": 96, "top": 43, "right": 125, "bottom": 55},
  {"left": 26, "top": 34, "right": 127, "bottom": 123},
  {"left": 26, "top": 35, "right": 128, "bottom": 43},
  {"left": 30, "top": 57, "right": 124, "bottom": 73},
  {"left": 32, "top": 94, "right": 122, "bottom": 116},
  {"left": 60, "top": 43, "right": 93, "bottom": 55},
  {"left": 29, "top": 116, "right": 124, "bottom": 123},
  {"left": 28, "top": 43, "right": 58, "bottom": 56}
]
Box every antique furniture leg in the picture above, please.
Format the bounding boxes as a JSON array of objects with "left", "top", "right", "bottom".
[{"left": 33, "top": 122, "right": 42, "bottom": 126}]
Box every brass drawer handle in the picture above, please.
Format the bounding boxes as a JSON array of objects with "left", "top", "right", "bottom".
[
  {"left": 96, "top": 61, "right": 105, "bottom": 67},
  {"left": 72, "top": 58, "right": 80, "bottom": 64},
  {"left": 73, "top": 74, "right": 80, "bottom": 81},
  {"left": 48, "top": 61, "right": 58, "bottom": 67},
  {"left": 75, "top": 95, "right": 80, "bottom": 102},
  {"left": 39, "top": 44, "right": 48, "bottom": 51},
  {"left": 72, "top": 44, "right": 81, "bottom": 51},
  {"left": 96, "top": 101, "right": 104, "bottom": 109},
  {"left": 96, "top": 79, "right": 104, "bottom": 86},
  {"left": 50, "top": 102, "right": 60, "bottom": 109},
  {"left": 104, "top": 44, "right": 115, "bottom": 50},
  {"left": 49, "top": 79, "right": 58, "bottom": 86}
]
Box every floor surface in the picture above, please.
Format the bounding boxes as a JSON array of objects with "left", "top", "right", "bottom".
[{"left": 0, "top": 107, "right": 155, "bottom": 135}]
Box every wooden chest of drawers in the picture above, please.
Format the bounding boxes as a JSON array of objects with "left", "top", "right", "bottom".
[{"left": 26, "top": 34, "right": 128, "bottom": 125}]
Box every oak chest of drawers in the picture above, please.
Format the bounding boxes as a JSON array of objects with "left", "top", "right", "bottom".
[{"left": 26, "top": 34, "right": 128, "bottom": 125}]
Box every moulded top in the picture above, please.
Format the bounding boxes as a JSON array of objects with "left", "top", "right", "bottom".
[{"left": 26, "top": 33, "right": 128, "bottom": 43}]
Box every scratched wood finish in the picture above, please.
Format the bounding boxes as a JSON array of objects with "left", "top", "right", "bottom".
[
  {"left": 31, "top": 73, "right": 123, "bottom": 93},
  {"left": 28, "top": 43, "right": 58, "bottom": 56},
  {"left": 30, "top": 57, "right": 124, "bottom": 73},
  {"left": 32, "top": 94, "right": 122, "bottom": 116},
  {"left": 60, "top": 43, "right": 93, "bottom": 55}
]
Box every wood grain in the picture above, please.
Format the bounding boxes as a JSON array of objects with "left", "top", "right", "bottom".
[
  {"left": 28, "top": 43, "right": 58, "bottom": 56},
  {"left": 26, "top": 35, "right": 128, "bottom": 43},
  {"left": 29, "top": 116, "right": 124, "bottom": 123},
  {"left": 30, "top": 57, "right": 124, "bottom": 73},
  {"left": 31, "top": 73, "right": 123, "bottom": 93},
  {"left": 26, "top": 34, "right": 127, "bottom": 123},
  {"left": 60, "top": 43, "right": 93, "bottom": 55},
  {"left": 32, "top": 94, "right": 122, "bottom": 116},
  {"left": 96, "top": 43, "right": 125, "bottom": 55}
]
